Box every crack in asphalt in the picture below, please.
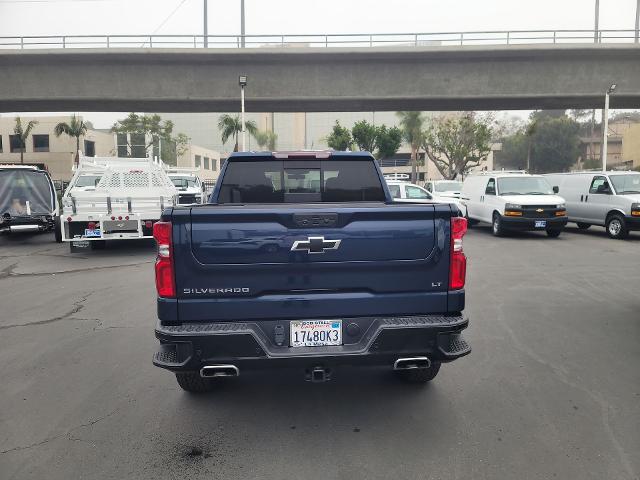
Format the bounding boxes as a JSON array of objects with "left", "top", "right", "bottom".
[
  {"left": 0, "top": 407, "right": 122, "bottom": 455},
  {"left": 0, "top": 260, "right": 152, "bottom": 279},
  {"left": 0, "top": 292, "right": 93, "bottom": 331},
  {"left": 0, "top": 263, "right": 17, "bottom": 279}
]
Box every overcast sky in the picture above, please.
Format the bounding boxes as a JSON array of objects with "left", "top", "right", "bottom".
[
  {"left": 1, "top": 0, "right": 638, "bottom": 36},
  {"left": 1, "top": 0, "right": 638, "bottom": 127}
]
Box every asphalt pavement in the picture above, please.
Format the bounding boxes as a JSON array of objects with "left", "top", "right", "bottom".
[{"left": 0, "top": 226, "right": 639, "bottom": 480}]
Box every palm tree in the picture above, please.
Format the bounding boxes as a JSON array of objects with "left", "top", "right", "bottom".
[
  {"left": 54, "top": 114, "right": 89, "bottom": 166},
  {"left": 217, "top": 114, "right": 258, "bottom": 152},
  {"left": 254, "top": 130, "right": 278, "bottom": 151},
  {"left": 13, "top": 117, "right": 38, "bottom": 164},
  {"left": 396, "top": 111, "right": 426, "bottom": 183}
]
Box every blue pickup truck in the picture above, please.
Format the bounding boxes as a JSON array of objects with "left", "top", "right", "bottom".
[{"left": 152, "top": 151, "right": 470, "bottom": 392}]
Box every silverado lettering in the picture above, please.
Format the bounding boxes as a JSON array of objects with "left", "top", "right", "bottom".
[{"left": 183, "top": 288, "right": 250, "bottom": 295}]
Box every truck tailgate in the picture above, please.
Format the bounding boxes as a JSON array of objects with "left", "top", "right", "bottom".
[{"left": 172, "top": 203, "right": 452, "bottom": 321}]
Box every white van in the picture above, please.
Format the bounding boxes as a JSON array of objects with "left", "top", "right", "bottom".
[
  {"left": 544, "top": 171, "right": 640, "bottom": 239},
  {"left": 461, "top": 171, "right": 567, "bottom": 237}
]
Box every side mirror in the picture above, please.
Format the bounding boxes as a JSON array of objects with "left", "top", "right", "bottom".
[{"left": 553, "top": 186, "right": 559, "bottom": 194}]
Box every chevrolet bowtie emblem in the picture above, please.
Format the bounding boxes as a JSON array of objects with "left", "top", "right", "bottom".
[
  {"left": 536, "top": 208, "right": 544, "bottom": 213},
  {"left": 291, "top": 236, "right": 341, "bottom": 254}
]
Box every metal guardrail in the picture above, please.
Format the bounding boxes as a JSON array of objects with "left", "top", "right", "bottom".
[{"left": 0, "top": 29, "right": 639, "bottom": 50}]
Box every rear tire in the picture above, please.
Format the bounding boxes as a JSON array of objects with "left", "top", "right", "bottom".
[
  {"left": 546, "top": 229, "right": 562, "bottom": 238},
  {"left": 492, "top": 212, "right": 505, "bottom": 237},
  {"left": 576, "top": 223, "right": 591, "bottom": 230},
  {"left": 175, "top": 372, "right": 214, "bottom": 393},
  {"left": 606, "top": 214, "right": 629, "bottom": 239},
  {"left": 54, "top": 216, "right": 62, "bottom": 243},
  {"left": 396, "top": 362, "right": 441, "bottom": 383}
]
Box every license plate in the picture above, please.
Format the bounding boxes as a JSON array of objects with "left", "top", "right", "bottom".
[
  {"left": 290, "top": 320, "right": 342, "bottom": 347},
  {"left": 534, "top": 220, "right": 546, "bottom": 228},
  {"left": 70, "top": 240, "right": 91, "bottom": 252},
  {"left": 84, "top": 229, "right": 101, "bottom": 237}
]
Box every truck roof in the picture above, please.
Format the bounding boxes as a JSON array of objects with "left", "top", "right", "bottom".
[
  {"left": 227, "top": 151, "right": 374, "bottom": 160},
  {"left": 0, "top": 164, "right": 45, "bottom": 171}
]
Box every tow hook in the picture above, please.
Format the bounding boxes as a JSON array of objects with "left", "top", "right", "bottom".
[{"left": 306, "top": 365, "right": 332, "bottom": 383}]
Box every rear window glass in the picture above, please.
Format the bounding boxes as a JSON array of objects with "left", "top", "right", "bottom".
[
  {"left": 387, "top": 184, "right": 401, "bottom": 199},
  {"left": 217, "top": 159, "right": 385, "bottom": 204}
]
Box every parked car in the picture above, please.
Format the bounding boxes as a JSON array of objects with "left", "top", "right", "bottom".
[
  {"left": 0, "top": 164, "right": 58, "bottom": 235},
  {"left": 386, "top": 180, "right": 467, "bottom": 216},
  {"left": 424, "top": 179, "right": 463, "bottom": 199},
  {"left": 166, "top": 169, "right": 206, "bottom": 205},
  {"left": 544, "top": 171, "right": 640, "bottom": 239},
  {"left": 461, "top": 171, "right": 567, "bottom": 237},
  {"left": 152, "top": 151, "right": 470, "bottom": 392}
]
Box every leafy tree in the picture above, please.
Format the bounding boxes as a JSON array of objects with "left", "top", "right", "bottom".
[
  {"left": 569, "top": 109, "right": 591, "bottom": 122},
  {"left": 174, "top": 133, "right": 191, "bottom": 159},
  {"left": 527, "top": 117, "right": 581, "bottom": 173},
  {"left": 54, "top": 114, "right": 88, "bottom": 166},
  {"left": 497, "top": 113, "right": 581, "bottom": 173},
  {"left": 13, "top": 117, "right": 38, "bottom": 164},
  {"left": 111, "top": 113, "right": 186, "bottom": 164},
  {"left": 495, "top": 130, "right": 528, "bottom": 170},
  {"left": 351, "top": 120, "right": 379, "bottom": 153},
  {"left": 350, "top": 120, "right": 402, "bottom": 160},
  {"left": 326, "top": 121, "right": 353, "bottom": 151},
  {"left": 375, "top": 125, "right": 402, "bottom": 160},
  {"left": 396, "top": 112, "right": 426, "bottom": 182},
  {"left": 254, "top": 130, "right": 278, "bottom": 151},
  {"left": 530, "top": 110, "right": 566, "bottom": 122},
  {"left": 423, "top": 113, "right": 493, "bottom": 180},
  {"left": 217, "top": 114, "right": 258, "bottom": 152}
]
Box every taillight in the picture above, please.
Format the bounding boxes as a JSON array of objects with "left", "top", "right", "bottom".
[
  {"left": 87, "top": 221, "right": 97, "bottom": 230},
  {"left": 153, "top": 221, "right": 175, "bottom": 298},
  {"left": 449, "top": 217, "right": 467, "bottom": 290}
]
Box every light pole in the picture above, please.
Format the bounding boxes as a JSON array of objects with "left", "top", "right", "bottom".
[
  {"left": 601, "top": 83, "right": 616, "bottom": 172},
  {"left": 239, "top": 75, "right": 247, "bottom": 151},
  {"left": 594, "top": 0, "right": 600, "bottom": 43},
  {"left": 203, "top": 0, "right": 208, "bottom": 48},
  {"left": 240, "top": 0, "right": 245, "bottom": 48},
  {"left": 635, "top": 0, "right": 640, "bottom": 43}
]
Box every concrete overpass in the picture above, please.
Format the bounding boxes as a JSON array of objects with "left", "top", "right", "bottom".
[{"left": 1, "top": 44, "right": 639, "bottom": 112}]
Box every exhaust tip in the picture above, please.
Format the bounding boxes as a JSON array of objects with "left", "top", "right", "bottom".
[
  {"left": 393, "top": 357, "right": 431, "bottom": 371},
  {"left": 200, "top": 365, "right": 239, "bottom": 378}
]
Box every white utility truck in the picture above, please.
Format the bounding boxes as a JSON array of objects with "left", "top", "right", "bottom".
[
  {"left": 165, "top": 168, "right": 206, "bottom": 205},
  {"left": 59, "top": 154, "right": 178, "bottom": 249}
]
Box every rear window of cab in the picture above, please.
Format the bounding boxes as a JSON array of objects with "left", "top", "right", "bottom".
[{"left": 217, "top": 159, "right": 386, "bottom": 204}]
